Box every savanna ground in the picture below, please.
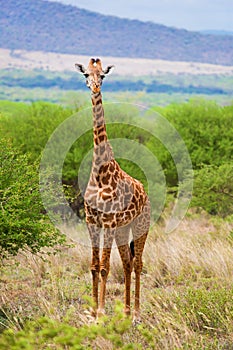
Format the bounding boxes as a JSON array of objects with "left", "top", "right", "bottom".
[{"left": 0, "top": 212, "right": 233, "bottom": 349}]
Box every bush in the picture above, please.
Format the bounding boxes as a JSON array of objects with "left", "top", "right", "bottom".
[
  {"left": 0, "top": 139, "right": 65, "bottom": 258},
  {"left": 149, "top": 100, "right": 233, "bottom": 186},
  {"left": 160, "top": 100, "right": 233, "bottom": 169},
  {"left": 0, "top": 302, "right": 148, "bottom": 350},
  {"left": 0, "top": 101, "right": 72, "bottom": 162},
  {"left": 192, "top": 162, "right": 233, "bottom": 217}
]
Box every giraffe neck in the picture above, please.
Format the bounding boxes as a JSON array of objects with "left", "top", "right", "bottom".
[
  {"left": 91, "top": 91, "right": 113, "bottom": 165},
  {"left": 91, "top": 92, "right": 107, "bottom": 146}
]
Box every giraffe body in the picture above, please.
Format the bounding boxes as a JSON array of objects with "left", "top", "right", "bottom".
[{"left": 75, "top": 58, "right": 150, "bottom": 322}]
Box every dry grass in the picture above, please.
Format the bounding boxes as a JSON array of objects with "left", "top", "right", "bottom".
[
  {"left": 0, "top": 211, "right": 233, "bottom": 348},
  {"left": 144, "top": 215, "right": 233, "bottom": 287}
]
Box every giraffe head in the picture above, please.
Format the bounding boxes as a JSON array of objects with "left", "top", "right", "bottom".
[{"left": 75, "top": 58, "right": 114, "bottom": 93}]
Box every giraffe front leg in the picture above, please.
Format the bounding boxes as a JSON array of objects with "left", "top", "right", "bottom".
[
  {"left": 97, "top": 228, "right": 115, "bottom": 318},
  {"left": 87, "top": 224, "right": 101, "bottom": 317},
  {"left": 91, "top": 247, "right": 100, "bottom": 317}
]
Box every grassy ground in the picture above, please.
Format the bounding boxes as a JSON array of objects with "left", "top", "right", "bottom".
[{"left": 0, "top": 210, "right": 233, "bottom": 349}]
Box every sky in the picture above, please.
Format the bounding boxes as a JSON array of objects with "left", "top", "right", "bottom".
[{"left": 48, "top": 0, "right": 233, "bottom": 32}]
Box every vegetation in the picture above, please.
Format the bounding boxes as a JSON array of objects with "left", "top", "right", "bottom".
[
  {"left": 0, "top": 139, "right": 66, "bottom": 258},
  {"left": 0, "top": 217, "right": 232, "bottom": 349},
  {"left": 0, "top": 68, "right": 233, "bottom": 96},
  {"left": 1, "top": 99, "right": 232, "bottom": 219},
  {"left": 0, "top": 97, "right": 232, "bottom": 348},
  {"left": 0, "top": 68, "right": 232, "bottom": 108},
  {"left": 1, "top": 0, "right": 233, "bottom": 64},
  {"left": 0, "top": 69, "right": 229, "bottom": 95},
  {"left": 193, "top": 163, "right": 233, "bottom": 216}
]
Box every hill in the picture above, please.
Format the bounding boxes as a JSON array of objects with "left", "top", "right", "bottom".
[{"left": 0, "top": 0, "right": 233, "bottom": 65}]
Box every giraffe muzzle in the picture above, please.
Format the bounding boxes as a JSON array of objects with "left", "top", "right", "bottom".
[{"left": 93, "top": 87, "right": 100, "bottom": 93}]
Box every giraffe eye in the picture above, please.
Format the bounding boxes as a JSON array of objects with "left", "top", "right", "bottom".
[
  {"left": 100, "top": 74, "right": 105, "bottom": 80},
  {"left": 84, "top": 73, "right": 89, "bottom": 78}
]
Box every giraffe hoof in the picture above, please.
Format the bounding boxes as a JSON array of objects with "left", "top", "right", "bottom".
[
  {"left": 124, "top": 308, "right": 131, "bottom": 317},
  {"left": 132, "top": 312, "right": 141, "bottom": 326},
  {"left": 90, "top": 308, "right": 97, "bottom": 318},
  {"left": 97, "top": 308, "right": 106, "bottom": 320},
  {"left": 83, "top": 309, "right": 96, "bottom": 323}
]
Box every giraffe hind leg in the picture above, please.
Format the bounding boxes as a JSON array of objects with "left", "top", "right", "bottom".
[
  {"left": 131, "top": 198, "right": 150, "bottom": 324},
  {"left": 115, "top": 224, "right": 132, "bottom": 316},
  {"left": 131, "top": 232, "right": 148, "bottom": 323}
]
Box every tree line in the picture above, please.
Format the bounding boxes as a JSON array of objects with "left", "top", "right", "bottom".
[{"left": 0, "top": 75, "right": 226, "bottom": 95}]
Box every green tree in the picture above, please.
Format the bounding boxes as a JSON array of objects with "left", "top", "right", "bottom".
[
  {"left": 157, "top": 100, "right": 233, "bottom": 169},
  {"left": 0, "top": 101, "right": 72, "bottom": 162},
  {"left": 0, "top": 139, "right": 65, "bottom": 259},
  {"left": 192, "top": 162, "right": 233, "bottom": 217}
]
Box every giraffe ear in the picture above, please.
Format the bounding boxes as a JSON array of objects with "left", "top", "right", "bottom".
[
  {"left": 75, "top": 63, "right": 87, "bottom": 75},
  {"left": 103, "top": 65, "right": 115, "bottom": 76}
]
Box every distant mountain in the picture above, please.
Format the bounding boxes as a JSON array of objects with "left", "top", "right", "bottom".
[{"left": 1, "top": 0, "right": 233, "bottom": 65}]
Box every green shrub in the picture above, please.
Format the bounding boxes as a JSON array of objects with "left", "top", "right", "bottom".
[
  {"left": 160, "top": 100, "right": 233, "bottom": 168},
  {"left": 1, "top": 289, "right": 232, "bottom": 350},
  {"left": 149, "top": 100, "right": 233, "bottom": 186},
  {"left": 192, "top": 162, "right": 233, "bottom": 216},
  {"left": 0, "top": 303, "right": 144, "bottom": 350},
  {"left": 0, "top": 139, "right": 65, "bottom": 258},
  {"left": 0, "top": 101, "right": 72, "bottom": 162}
]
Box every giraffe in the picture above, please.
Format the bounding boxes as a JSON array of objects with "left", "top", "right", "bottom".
[{"left": 75, "top": 58, "right": 150, "bottom": 323}]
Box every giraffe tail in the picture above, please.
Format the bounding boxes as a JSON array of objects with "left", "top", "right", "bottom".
[{"left": 129, "top": 240, "right": 135, "bottom": 258}]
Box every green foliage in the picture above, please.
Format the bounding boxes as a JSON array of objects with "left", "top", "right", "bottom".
[
  {"left": 0, "top": 139, "right": 65, "bottom": 258},
  {"left": 0, "top": 303, "right": 144, "bottom": 349},
  {"left": 147, "top": 100, "right": 233, "bottom": 190},
  {"left": 192, "top": 162, "right": 233, "bottom": 216},
  {"left": 0, "top": 101, "right": 72, "bottom": 161},
  {"left": 159, "top": 100, "right": 233, "bottom": 169},
  {"left": 1, "top": 287, "right": 233, "bottom": 349},
  {"left": 1, "top": 99, "right": 233, "bottom": 219},
  {"left": 0, "top": 69, "right": 230, "bottom": 95}
]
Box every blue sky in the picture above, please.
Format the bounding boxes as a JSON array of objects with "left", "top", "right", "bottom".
[{"left": 48, "top": 0, "right": 233, "bottom": 31}]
